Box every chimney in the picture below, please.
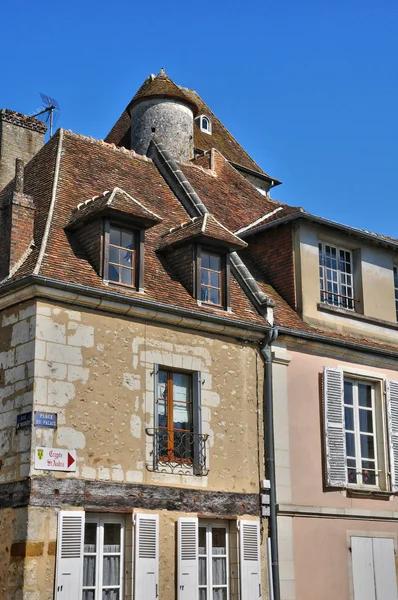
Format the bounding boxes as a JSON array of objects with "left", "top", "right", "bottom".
[
  {"left": 0, "top": 109, "right": 47, "bottom": 193},
  {"left": 0, "top": 159, "right": 36, "bottom": 280}
]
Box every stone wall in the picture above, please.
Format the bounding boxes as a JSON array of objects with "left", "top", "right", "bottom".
[{"left": 0, "top": 301, "right": 35, "bottom": 483}]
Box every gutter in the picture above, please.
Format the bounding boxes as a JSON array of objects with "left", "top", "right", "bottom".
[
  {"left": 0, "top": 275, "right": 269, "bottom": 340},
  {"left": 261, "top": 327, "right": 280, "bottom": 600}
]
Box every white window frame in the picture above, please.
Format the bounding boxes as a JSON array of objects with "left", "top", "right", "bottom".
[
  {"left": 198, "top": 520, "right": 230, "bottom": 600},
  {"left": 197, "top": 115, "right": 212, "bottom": 135},
  {"left": 319, "top": 241, "right": 355, "bottom": 310},
  {"left": 393, "top": 265, "right": 398, "bottom": 322},
  {"left": 83, "top": 513, "right": 125, "bottom": 600},
  {"left": 344, "top": 378, "right": 380, "bottom": 488}
]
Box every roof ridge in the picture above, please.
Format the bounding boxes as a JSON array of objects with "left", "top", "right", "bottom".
[
  {"left": 33, "top": 129, "right": 64, "bottom": 275},
  {"left": 63, "top": 130, "right": 153, "bottom": 163}
]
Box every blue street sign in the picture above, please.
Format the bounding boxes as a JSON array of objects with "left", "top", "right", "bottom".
[
  {"left": 34, "top": 412, "right": 57, "bottom": 429},
  {"left": 16, "top": 412, "right": 32, "bottom": 429}
]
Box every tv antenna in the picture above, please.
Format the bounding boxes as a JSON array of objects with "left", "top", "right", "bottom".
[{"left": 31, "top": 93, "right": 60, "bottom": 138}]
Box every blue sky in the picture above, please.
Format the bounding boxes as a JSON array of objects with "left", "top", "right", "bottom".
[{"left": 1, "top": 1, "right": 397, "bottom": 236}]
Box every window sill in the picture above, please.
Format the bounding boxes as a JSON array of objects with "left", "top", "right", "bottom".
[
  {"left": 346, "top": 487, "right": 394, "bottom": 501},
  {"left": 317, "top": 303, "right": 398, "bottom": 331},
  {"left": 197, "top": 300, "right": 232, "bottom": 314}
]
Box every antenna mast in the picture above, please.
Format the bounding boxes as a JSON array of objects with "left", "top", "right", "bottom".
[{"left": 31, "top": 94, "right": 60, "bottom": 137}]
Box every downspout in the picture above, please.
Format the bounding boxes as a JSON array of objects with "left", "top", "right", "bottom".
[{"left": 261, "top": 326, "right": 280, "bottom": 600}]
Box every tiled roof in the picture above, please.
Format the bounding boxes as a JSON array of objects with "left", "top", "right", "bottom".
[
  {"left": 158, "top": 213, "right": 247, "bottom": 251},
  {"left": 67, "top": 187, "right": 162, "bottom": 229},
  {"left": 127, "top": 69, "right": 198, "bottom": 115}
]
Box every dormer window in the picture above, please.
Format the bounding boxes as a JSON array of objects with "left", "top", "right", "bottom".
[
  {"left": 200, "top": 250, "right": 223, "bottom": 306},
  {"left": 107, "top": 225, "right": 136, "bottom": 286},
  {"left": 197, "top": 115, "right": 212, "bottom": 135}
]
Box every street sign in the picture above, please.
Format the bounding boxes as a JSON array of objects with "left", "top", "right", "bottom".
[
  {"left": 34, "top": 447, "right": 76, "bottom": 472},
  {"left": 16, "top": 412, "right": 32, "bottom": 430},
  {"left": 34, "top": 412, "right": 57, "bottom": 429}
]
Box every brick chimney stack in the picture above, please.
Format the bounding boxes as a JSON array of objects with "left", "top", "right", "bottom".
[
  {"left": 0, "top": 159, "right": 36, "bottom": 280},
  {"left": 0, "top": 109, "right": 47, "bottom": 192}
]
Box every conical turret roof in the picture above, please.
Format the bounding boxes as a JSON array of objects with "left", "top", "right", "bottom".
[{"left": 127, "top": 68, "right": 198, "bottom": 115}]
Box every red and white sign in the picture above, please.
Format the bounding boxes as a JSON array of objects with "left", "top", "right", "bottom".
[{"left": 34, "top": 447, "right": 76, "bottom": 471}]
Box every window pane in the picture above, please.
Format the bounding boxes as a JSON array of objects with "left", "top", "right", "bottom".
[
  {"left": 362, "top": 468, "right": 376, "bottom": 486},
  {"left": 212, "top": 589, "right": 227, "bottom": 600},
  {"left": 158, "top": 371, "right": 167, "bottom": 399},
  {"left": 102, "top": 591, "right": 119, "bottom": 600},
  {"left": 199, "top": 527, "right": 207, "bottom": 554},
  {"left": 173, "top": 373, "right": 190, "bottom": 402},
  {"left": 173, "top": 402, "right": 190, "bottom": 429},
  {"left": 201, "top": 286, "right": 209, "bottom": 302},
  {"left": 83, "top": 556, "right": 96, "bottom": 587},
  {"left": 199, "top": 557, "right": 207, "bottom": 585},
  {"left": 202, "top": 252, "right": 210, "bottom": 269},
  {"left": 201, "top": 269, "right": 209, "bottom": 285},
  {"left": 110, "top": 227, "right": 121, "bottom": 246},
  {"left": 83, "top": 591, "right": 96, "bottom": 600},
  {"left": 344, "top": 381, "right": 353, "bottom": 405},
  {"left": 344, "top": 406, "right": 354, "bottom": 431},
  {"left": 121, "top": 231, "right": 133, "bottom": 250},
  {"left": 84, "top": 523, "right": 97, "bottom": 551},
  {"left": 109, "top": 246, "right": 119, "bottom": 264},
  {"left": 212, "top": 529, "right": 226, "bottom": 555},
  {"left": 348, "top": 468, "right": 357, "bottom": 484},
  {"left": 121, "top": 268, "right": 132, "bottom": 286},
  {"left": 122, "top": 250, "right": 133, "bottom": 267},
  {"left": 360, "top": 435, "right": 375, "bottom": 459},
  {"left": 103, "top": 524, "right": 121, "bottom": 551},
  {"left": 102, "top": 556, "right": 120, "bottom": 586},
  {"left": 346, "top": 432, "right": 356, "bottom": 458},
  {"left": 158, "top": 400, "right": 167, "bottom": 428},
  {"left": 199, "top": 590, "right": 207, "bottom": 600},
  {"left": 209, "top": 254, "right": 221, "bottom": 271},
  {"left": 210, "top": 288, "right": 220, "bottom": 305},
  {"left": 358, "top": 384, "right": 372, "bottom": 408},
  {"left": 212, "top": 558, "right": 227, "bottom": 585},
  {"left": 210, "top": 272, "right": 220, "bottom": 288},
  {"left": 359, "top": 409, "right": 373, "bottom": 434},
  {"left": 108, "top": 264, "right": 119, "bottom": 282}
]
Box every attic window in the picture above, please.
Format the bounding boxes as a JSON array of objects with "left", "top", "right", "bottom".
[
  {"left": 198, "top": 115, "right": 212, "bottom": 135},
  {"left": 196, "top": 246, "right": 230, "bottom": 309},
  {"left": 104, "top": 222, "right": 145, "bottom": 291}
]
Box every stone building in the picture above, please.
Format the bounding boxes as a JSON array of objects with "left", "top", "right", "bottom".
[{"left": 1, "top": 68, "right": 398, "bottom": 600}]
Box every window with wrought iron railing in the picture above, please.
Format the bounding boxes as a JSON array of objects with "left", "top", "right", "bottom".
[{"left": 319, "top": 242, "right": 356, "bottom": 310}]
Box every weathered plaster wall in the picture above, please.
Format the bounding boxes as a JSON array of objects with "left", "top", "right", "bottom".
[
  {"left": 0, "top": 301, "right": 35, "bottom": 483},
  {"left": 31, "top": 300, "right": 264, "bottom": 493}
]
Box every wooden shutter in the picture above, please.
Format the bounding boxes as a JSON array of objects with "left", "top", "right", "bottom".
[
  {"left": 386, "top": 380, "right": 398, "bottom": 492},
  {"left": 134, "top": 513, "right": 159, "bottom": 600},
  {"left": 178, "top": 517, "right": 198, "bottom": 600},
  {"left": 351, "top": 537, "right": 376, "bottom": 600},
  {"left": 192, "top": 371, "right": 203, "bottom": 475},
  {"left": 55, "top": 510, "right": 85, "bottom": 600},
  {"left": 323, "top": 367, "right": 347, "bottom": 487},
  {"left": 239, "top": 520, "right": 262, "bottom": 600},
  {"left": 352, "top": 537, "right": 398, "bottom": 600}
]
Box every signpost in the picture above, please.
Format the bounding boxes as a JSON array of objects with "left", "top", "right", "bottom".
[{"left": 34, "top": 447, "right": 76, "bottom": 472}]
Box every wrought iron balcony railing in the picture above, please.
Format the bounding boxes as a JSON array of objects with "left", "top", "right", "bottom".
[{"left": 146, "top": 428, "right": 209, "bottom": 476}]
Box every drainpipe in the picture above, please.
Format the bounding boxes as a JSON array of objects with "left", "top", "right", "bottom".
[{"left": 261, "top": 327, "right": 280, "bottom": 600}]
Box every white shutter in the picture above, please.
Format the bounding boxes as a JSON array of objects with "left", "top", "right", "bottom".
[
  {"left": 386, "top": 380, "right": 398, "bottom": 492},
  {"left": 351, "top": 537, "right": 376, "bottom": 600},
  {"left": 55, "top": 510, "right": 85, "bottom": 600},
  {"left": 178, "top": 517, "right": 198, "bottom": 600},
  {"left": 134, "top": 513, "right": 159, "bottom": 600},
  {"left": 323, "top": 367, "right": 347, "bottom": 487},
  {"left": 239, "top": 520, "right": 262, "bottom": 600},
  {"left": 373, "top": 538, "right": 398, "bottom": 600}
]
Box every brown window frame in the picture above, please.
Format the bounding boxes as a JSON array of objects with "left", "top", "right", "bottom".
[
  {"left": 157, "top": 368, "right": 193, "bottom": 463},
  {"left": 196, "top": 245, "right": 230, "bottom": 310},
  {"left": 103, "top": 220, "right": 145, "bottom": 291}
]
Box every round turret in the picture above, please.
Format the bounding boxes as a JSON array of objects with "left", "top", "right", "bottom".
[{"left": 129, "top": 68, "right": 197, "bottom": 161}]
